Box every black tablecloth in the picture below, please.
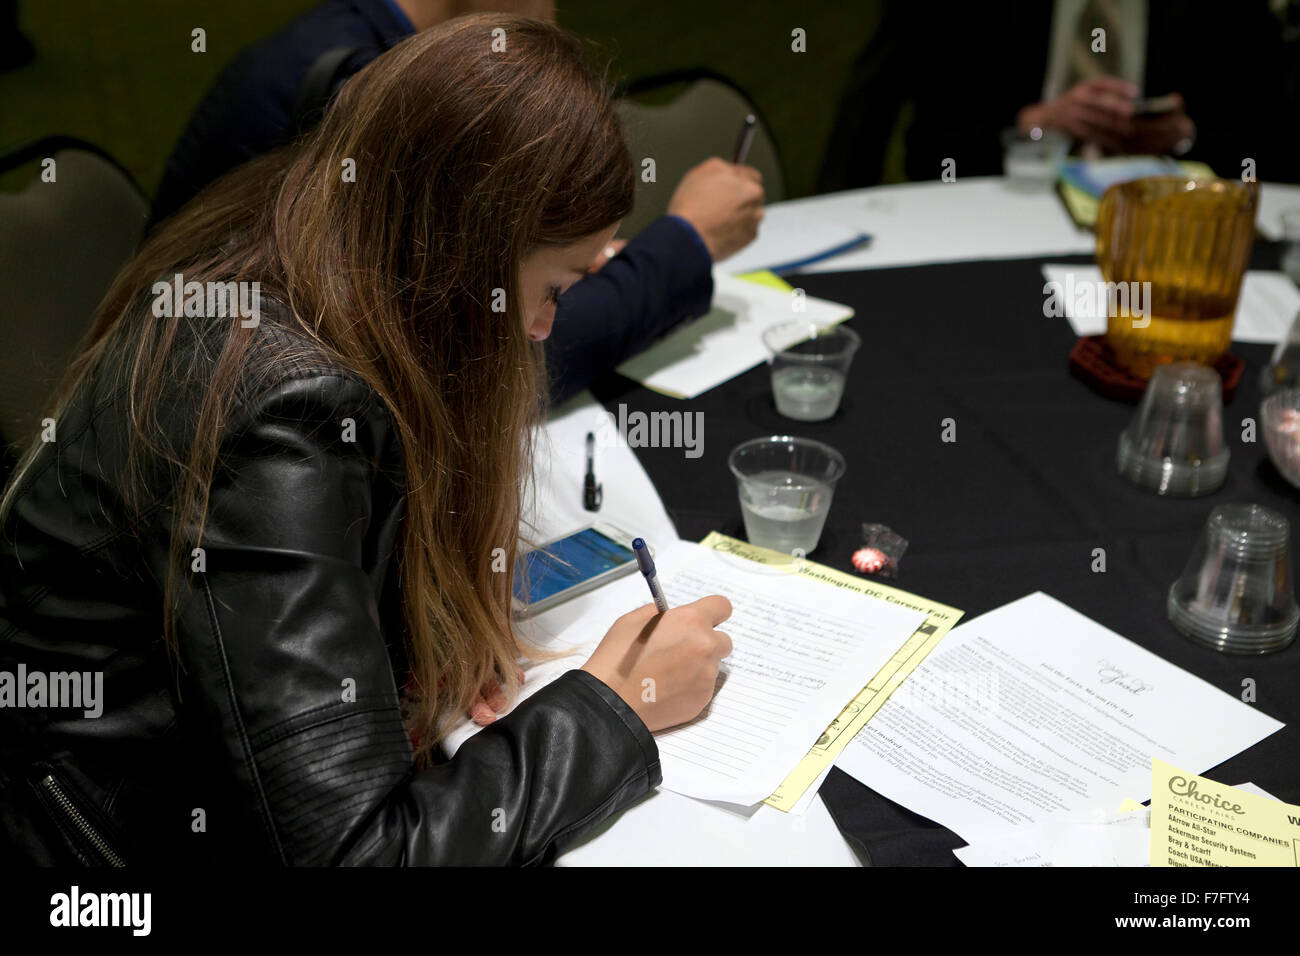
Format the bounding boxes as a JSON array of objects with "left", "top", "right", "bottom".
[{"left": 591, "top": 246, "right": 1300, "bottom": 866}]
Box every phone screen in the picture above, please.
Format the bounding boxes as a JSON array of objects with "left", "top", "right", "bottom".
[{"left": 514, "top": 527, "right": 635, "bottom": 605}]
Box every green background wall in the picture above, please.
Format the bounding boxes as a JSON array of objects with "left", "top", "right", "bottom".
[{"left": 0, "top": 1, "right": 891, "bottom": 200}]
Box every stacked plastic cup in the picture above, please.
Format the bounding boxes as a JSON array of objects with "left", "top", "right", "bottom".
[
  {"left": 1167, "top": 503, "right": 1299, "bottom": 654},
  {"left": 1117, "top": 362, "right": 1229, "bottom": 496}
]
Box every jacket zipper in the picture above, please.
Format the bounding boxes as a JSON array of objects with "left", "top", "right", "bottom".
[{"left": 38, "top": 773, "right": 126, "bottom": 867}]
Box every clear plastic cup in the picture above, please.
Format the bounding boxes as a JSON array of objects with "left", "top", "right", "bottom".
[
  {"left": 761, "top": 322, "right": 859, "bottom": 422},
  {"left": 1167, "top": 503, "right": 1299, "bottom": 654},
  {"left": 1116, "top": 362, "right": 1229, "bottom": 496},
  {"left": 728, "top": 436, "right": 845, "bottom": 555},
  {"left": 1000, "top": 127, "right": 1068, "bottom": 187}
]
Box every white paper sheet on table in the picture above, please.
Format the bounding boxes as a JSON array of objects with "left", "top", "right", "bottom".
[
  {"left": 833, "top": 592, "right": 1284, "bottom": 845},
  {"left": 557, "top": 785, "right": 861, "bottom": 866},
  {"left": 1042, "top": 264, "right": 1300, "bottom": 343},
  {"left": 713, "top": 179, "right": 1297, "bottom": 275},
  {"left": 719, "top": 205, "right": 871, "bottom": 276},
  {"left": 952, "top": 782, "right": 1277, "bottom": 867},
  {"left": 444, "top": 540, "right": 925, "bottom": 807},
  {"left": 1258, "top": 182, "right": 1300, "bottom": 240},
  {"left": 769, "top": 178, "right": 1097, "bottom": 273},
  {"left": 523, "top": 390, "right": 677, "bottom": 546},
  {"left": 954, "top": 807, "right": 1152, "bottom": 867},
  {"left": 614, "top": 272, "right": 853, "bottom": 399}
]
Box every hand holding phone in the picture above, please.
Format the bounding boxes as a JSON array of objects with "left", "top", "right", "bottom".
[
  {"left": 1126, "top": 92, "right": 1195, "bottom": 156},
  {"left": 1132, "top": 93, "right": 1180, "bottom": 117}
]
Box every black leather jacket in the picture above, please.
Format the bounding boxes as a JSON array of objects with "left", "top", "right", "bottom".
[{"left": 0, "top": 300, "right": 661, "bottom": 866}]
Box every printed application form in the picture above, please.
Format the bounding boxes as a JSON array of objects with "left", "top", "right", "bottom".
[
  {"left": 443, "top": 539, "right": 924, "bottom": 807},
  {"left": 834, "top": 592, "right": 1284, "bottom": 843},
  {"left": 688, "top": 533, "right": 963, "bottom": 812}
]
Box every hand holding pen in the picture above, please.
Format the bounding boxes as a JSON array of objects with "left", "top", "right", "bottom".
[
  {"left": 664, "top": 130, "right": 764, "bottom": 264},
  {"left": 633, "top": 537, "right": 668, "bottom": 612},
  {"left": 580, "top": 543, "right": 733, "bottom": 731}
]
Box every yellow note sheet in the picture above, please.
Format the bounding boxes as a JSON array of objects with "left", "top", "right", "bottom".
[{"left": 1150, "top": 758, "right": 1300, "bottom": 867}]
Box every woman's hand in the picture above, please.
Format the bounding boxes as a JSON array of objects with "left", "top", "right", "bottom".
[
  {"left": 468, "top": 666, "right": 526, "bottom": 726},
  {"left": 581, "top": 596, "right": 733, "bottom": 733}
]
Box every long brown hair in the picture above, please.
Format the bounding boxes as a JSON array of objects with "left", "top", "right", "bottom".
[{"left": 2, "top": 14, "right": 634, "bottom": 762}]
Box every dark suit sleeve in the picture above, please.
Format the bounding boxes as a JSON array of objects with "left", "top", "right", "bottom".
[
  {"left": 544, "top": 215, "right": 715, "bottom": 404},
  {"left": 155, "top": 372, "right": 660, "bottom": 865},
  {"left": 150, "top": 50, "right": 297, "bottom": 227}
]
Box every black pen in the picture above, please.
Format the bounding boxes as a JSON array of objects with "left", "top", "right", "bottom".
[
  {"left": 583, "top": 432, "right": 602, "bottom": 511},
  {"left": 732, "top": 113, "right": 757, "bottom": 164}
]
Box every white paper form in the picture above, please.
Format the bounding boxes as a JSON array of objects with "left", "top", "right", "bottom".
[
  {"left": 955, "top": 809, "right": 1152, "bottom": 867},
  {"left": 719, "top": 205, "right": 871, "bottom": 276},
  {"left": 443, "top": 540, "right": 924, "bottom": 807},
  {"left": 615, "top": 273, "right": 853, "bottom": 399},
  {"left": 1042, "top": 264, "right": 1300, "bottom": 343},
  {"left": 834, "top": 592, "right": 1284, "bottom": 844}
]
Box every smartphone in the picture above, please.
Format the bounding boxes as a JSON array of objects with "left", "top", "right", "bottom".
[
  {"left": 1133, "top": 94, "right": 1179, "bottom": 117},
  {"left": 512, "top": 522, "right": 640, "bottom": 617}
]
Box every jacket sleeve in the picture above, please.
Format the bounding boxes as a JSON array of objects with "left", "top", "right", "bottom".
[
  {"left": 151, "top": 372, "right": 661, "bottom": 865},
  {"left": 544, "top": 215, "right": 715, "bottom": 404}
]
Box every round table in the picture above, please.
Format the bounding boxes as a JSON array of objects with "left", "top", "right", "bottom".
[{"left": 589, "top": 236, "right": 1300, "bottom": 866}]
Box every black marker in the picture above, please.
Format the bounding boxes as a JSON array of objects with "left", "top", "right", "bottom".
[{"left": 583, "top": 432, "right": 602, "bottom": 511}]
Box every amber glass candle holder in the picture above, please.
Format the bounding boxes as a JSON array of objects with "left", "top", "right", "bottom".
[{"left": 1097, "top": 176, "right": 1257, "bottom": 380}]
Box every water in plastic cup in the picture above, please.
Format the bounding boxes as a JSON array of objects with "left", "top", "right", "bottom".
[
  {"left": 771, "top": 367, "right": 846, "bottom": 421},
  {"left": 729, "top": 436, "right": 846, "bottom": 555},
  {"left": 1000, "top": 127, "right": 1068, "bottom": 187},
  {"left": 762, "top": 322, "right": 859, "bottom": 422}
]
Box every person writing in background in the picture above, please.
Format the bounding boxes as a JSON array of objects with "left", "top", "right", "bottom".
[
  {"left": 150, "top": 0, "right": 766, "bottom": 406},
  {"left": 0, "top": 15, "right": 733, "bottom": 866}
]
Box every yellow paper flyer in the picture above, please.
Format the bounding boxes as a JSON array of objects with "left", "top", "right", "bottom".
[
  {"left": 695, "top": 532, "right": 963, "bottom": 812},
  {"left": 1150, "top": 758, "right": 1300, "bottom": 866}
]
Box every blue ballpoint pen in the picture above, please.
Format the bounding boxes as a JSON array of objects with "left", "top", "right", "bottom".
[{"left": 632, "top": 538, "right": 669, "bottom": 613}]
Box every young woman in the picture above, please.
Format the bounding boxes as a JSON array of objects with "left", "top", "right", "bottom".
[{"left": 0, "top": 14, "right": 732, "bottom": 866}]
